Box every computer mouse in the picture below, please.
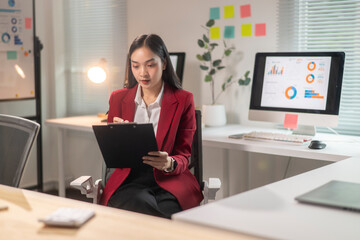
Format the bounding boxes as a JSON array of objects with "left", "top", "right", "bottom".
[{"left": 308, "top": 140, "right": 326, "bottom": 149}]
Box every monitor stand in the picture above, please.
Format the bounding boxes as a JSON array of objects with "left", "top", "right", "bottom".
[{"left": 293, "top": 125, "right": 316, "bottom": 136}]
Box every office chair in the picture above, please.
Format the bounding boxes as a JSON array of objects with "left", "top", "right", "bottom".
[
  {"left": 71, "top": 110, "right": 221, "bottom": 204},
  {"left": 0, "top": 114, "right": 40, "bottom": 187}
]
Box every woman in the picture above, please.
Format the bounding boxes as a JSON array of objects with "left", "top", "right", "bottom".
[{"left": 100, "top": 34, "right": 203, "bottom": 218}]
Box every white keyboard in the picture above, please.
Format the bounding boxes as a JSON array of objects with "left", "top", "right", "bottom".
[
  {"left": 241, "top": 131, "right": 312, "bottom": 144},
  {"left": 39, "top": 207, "right": 95, "bottom": 227}
]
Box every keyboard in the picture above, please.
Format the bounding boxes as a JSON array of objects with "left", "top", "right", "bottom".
[
  {"left": 239, "top": 131, "right": 312, "bottom": 144},
  {"left": 39, "top": 207, "right": 95, "bottom": 227}
]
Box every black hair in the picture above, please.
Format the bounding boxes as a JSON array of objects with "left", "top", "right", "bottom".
[{"left": 124, "top": 34, "right": 182, "bottom": 89}]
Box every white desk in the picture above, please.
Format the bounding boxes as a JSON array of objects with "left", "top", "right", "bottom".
[
  {"left": 45, "top": 115, "right": 106, "bottom": 197},
  {"left": 202, "top": 124, "right": 360, "bottom": 162},
  {"left": 173, "top": 156, "right": 360, "bottom": 240},
  {"left": 46, "top": 116, "right": 360, "bottom": 197},
  {"left": 202, "top": 125, "right": 360, "bottom": 196}
]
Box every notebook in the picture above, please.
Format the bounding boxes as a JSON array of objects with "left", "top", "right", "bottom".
[
  {"left": 92, "top": 123, "right": 158, "bottom": 168},
  {"left": 295, "top": 180, "right": 360, "bottom": 211}
]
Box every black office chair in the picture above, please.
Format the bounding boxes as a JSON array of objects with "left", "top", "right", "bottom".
[
  {"left": 71, "top": 110, "right": 221, "bottom": 204},
  {"left": 0, "top": 114, "right": 40, "bottom": 187}
]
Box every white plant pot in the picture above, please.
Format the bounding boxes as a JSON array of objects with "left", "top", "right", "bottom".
[{"left": 202, "top": 104, "right": 227, "bottom": 127}]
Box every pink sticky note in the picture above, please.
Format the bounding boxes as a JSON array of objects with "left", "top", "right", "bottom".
[
  {"left": 255, "top": 23, "right": 266, "bottom": 36},
  {"left": 25, "top": 18, "right": 32, "bottom": 29},
  {"left": 240, "top": 4, "right": 251, "bottom": 18},
  {"left": 284, "top": 113, "right": 298, "bottom": 129}
]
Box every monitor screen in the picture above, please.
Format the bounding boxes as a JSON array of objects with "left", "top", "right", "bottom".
[
  {"left": 169, "top": 52, "right": 185, "bottom": 84},
  {"left": 249, "top": 52, "right": 345, "bottom": 128}
]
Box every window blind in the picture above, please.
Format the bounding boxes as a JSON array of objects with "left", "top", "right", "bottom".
[
  {"left": 64, "top": 0, "right": 127, "bottom": 116},
  {"left": 278, "top": 0, "right": 360, "bottom": 135}
]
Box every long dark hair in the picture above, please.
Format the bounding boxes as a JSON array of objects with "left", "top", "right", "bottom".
[{"left": 124, "top": 34, "right": 182, "bottom": 89}]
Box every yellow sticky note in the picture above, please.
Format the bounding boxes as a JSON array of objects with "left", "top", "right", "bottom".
[
  {"left": 210, "top": 27, "right": 220, "bottom": 39},
  {"left": 241, "top": 24, "right": 252, "bottom": 37},
  {"left": 224, "top": 5, "right": 234, "bottom": 18}
]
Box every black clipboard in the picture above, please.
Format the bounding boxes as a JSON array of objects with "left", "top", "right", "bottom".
[{"left": 92, "top": 123, "right": 158, "bottom": 168}]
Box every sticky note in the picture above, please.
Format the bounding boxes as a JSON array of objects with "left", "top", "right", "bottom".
[
  {"left": 224, "top": 26, "right": 235, "bottom": 39},
  {"left": 255, "top": 23, "right": 266, "bottom": 36},
  {"left": 25, "top": 18, "right": 32, "bottom": 29},
  {"left": 284, "top": 113, "right": 298, "bottom": 129},
  {"left": 210, "top": 27, "right": 220, "bottom": 39},
  {"left": 240, "top": 4, "right": 251, "bottom": 18},
  {"left": 210, "top": 7, "right": 220, "bottom": 20},
  {"left": 7, "top": 51, "right": 17, "bottom": 60},
  {"left": 241, "top": 24, "right": 252, "bottom": 37},
  {"left": 224, "top": 5, "right": 234, "bottom": 18}
]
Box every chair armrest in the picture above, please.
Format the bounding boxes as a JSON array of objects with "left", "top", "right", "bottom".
[
  {"left": 202, "top": 178, "right": 221, "bottom": 204},
  {"left": 70, "top": 176, "right": 102, "bottom": 204}
]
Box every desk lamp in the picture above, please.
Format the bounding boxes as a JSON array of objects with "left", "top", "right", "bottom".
[{"left": 87, "top": 58, "right": 109, "bottom": 122}]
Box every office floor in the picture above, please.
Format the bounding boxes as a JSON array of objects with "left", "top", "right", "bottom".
[{"left": 45, "top": 188, "right": 92, "bottom": 203}]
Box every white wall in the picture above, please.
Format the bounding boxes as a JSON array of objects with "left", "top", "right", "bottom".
[{"left": 128, "top": 0, "right": 278, "bottom": 125}]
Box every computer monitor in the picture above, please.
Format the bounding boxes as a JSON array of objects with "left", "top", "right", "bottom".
[
  {"left": 249, "top": 52, "right": 345, "bottom": 133},
  {"left": 169, "top": 52, "right": 185, "bottom": 84}
]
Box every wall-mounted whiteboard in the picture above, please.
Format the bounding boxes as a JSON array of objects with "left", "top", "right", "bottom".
[{"left": 0, "top": 0, "right": 34, "bottom": 101}]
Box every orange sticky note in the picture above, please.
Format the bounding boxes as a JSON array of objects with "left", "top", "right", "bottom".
[
  {"left": 255, "top": 23, "right": 266, "bottom": 36},
  {"left": 25, "top": 18, "right": 32, "bottom": 29},
  {"left": 240, "top": 4, "right": 251, "bottom": 18},
  {"left": 284, "top": 113, "right": 298, "bottom": 129}
]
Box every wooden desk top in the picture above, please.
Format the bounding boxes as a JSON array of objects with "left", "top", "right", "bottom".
[{"left": 0, "top": 185, "right": 261, "bottom": 240}]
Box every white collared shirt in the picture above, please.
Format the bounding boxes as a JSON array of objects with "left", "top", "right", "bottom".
[{"left": 134, "top": 83, "right": 164, "bottom": 136}]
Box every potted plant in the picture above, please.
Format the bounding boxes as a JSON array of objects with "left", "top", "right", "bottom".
[{"left": 196, "top": 19, "right": 251, "bottom": 126}]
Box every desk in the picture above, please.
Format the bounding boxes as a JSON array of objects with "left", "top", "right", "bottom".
[
  {"left": 202, "top": 124, "right": 360, "bottom": 196},
  {"left": 173, "top": 156, "right": 360, "bottom": 240},
  {"left": 202, "top": 124, "right": 360, "bottom": 162},
  {"left": 0, "top": 184, "right": 259, "bottom": 240},
  {"left": 46, "top": 116, "right": 360, "bottom": 197},
  {"left": 45, "top": 116, "right": 106, "bottom": 197}
]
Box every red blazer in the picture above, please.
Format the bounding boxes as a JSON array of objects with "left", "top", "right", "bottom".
[{"left": 100, "top": 83, "right": 203, "bottom": 210}]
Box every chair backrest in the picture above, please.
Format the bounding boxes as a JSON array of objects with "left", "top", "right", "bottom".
[
  {"left": 188, "top": 110, "right": 204, "bottom": 190},
  {"left": 0, "top": 114, "right": 40, "bottom": 187},
  {"left": 102, "top": 110, "right": 204, "bottom": 189}
]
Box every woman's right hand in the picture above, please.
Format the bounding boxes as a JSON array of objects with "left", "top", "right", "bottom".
[{"left": 113, "top": 117, "right": 129, "bottom": 123}]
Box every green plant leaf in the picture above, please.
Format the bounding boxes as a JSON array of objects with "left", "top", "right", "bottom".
[
  {"left": 198, "top": 39, "right": 205, "bottom": 48},
  {"left": 244, "top": 70, "right": 250, "bottom": 78},
  {"left": 222, "top": 83, "right": 226, "bottom": 91},
  {"left": 205, "top": 75, "right": 212, "bottom": 82},
  {"left": 202, "top": 52, "right": 211, "bottom": 61},
  {"left": 238, "top": 76, "right": 251, "bottom": 86},
  {"left": 213, "top": 59, "right": 222, "bottom": 67},
  {"left": 203, "top": 34, "right": 209, "bottom": 43},
  {"left": 226, "top": 75, "right": 233, "bottom": 83},
  {"left": 243, "top": 76, "right": 251, "bottom": 85},
  {"left": 210, "top": 43, "right": 218, "bottom": 47},
  {"left": 238, "top": 79, "right": 245, "bottom": 85},
  {"left": 224, "top": 49, "right": 232, "bottom": 56},
  {"left": 209, "top": 69, "right": 216, "bottom": 75},
  {"left": 217, "top": 66, "right": 225, "bottom": 70},
  {"left": 196, "top": 54, "right": 203, "bottom": 61},
  {"left": 200, "top": 65, "right": 209, "bottom": 70},
  {"left": 206, "top": 19, "right": 215, "bottom": 27}
]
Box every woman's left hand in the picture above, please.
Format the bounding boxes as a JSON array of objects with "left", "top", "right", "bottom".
[{"left": 142, "top": 151, "right": 171, "bottom": 171}]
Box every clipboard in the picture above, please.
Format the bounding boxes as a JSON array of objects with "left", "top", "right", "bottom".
[{"left": 92, "top": 123, "right": 158, "bottom": 168}]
